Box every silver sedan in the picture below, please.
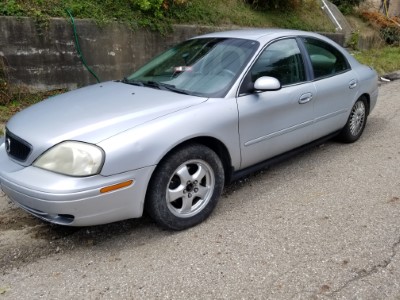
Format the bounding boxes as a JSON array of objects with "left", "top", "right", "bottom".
[{"left": 0, "top": 29, "right": 378, "bottom": 230}]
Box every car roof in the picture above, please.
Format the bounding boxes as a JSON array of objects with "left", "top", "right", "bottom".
[{"left": 195, "top": 28, "right": 321, "bottom": 41}]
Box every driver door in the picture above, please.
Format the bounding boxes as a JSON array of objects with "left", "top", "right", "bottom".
[{"left": 237, "top": 38, "right": 317, "bottom": 169}]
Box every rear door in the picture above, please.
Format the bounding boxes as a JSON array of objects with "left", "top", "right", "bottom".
[{"left": 301, "top": 37, "right": 359, "bottom": 137}]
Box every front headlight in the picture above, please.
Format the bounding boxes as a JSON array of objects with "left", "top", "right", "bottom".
[{"left": 34, "top": 141, "right": 104, "bottom": 176}]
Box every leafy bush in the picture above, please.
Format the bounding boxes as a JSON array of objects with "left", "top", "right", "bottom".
[
  {"left": 0, "top": 0, "right": 334, "bottom": 32},
  {"left": 245, "top": 0, "right": 302, "bottom": 10},
  {"left": 133, "top": 0, "right": 164, "bottom": 17},
  {"left": 330, "top": 0, "right": 364, "bottom": 5},
  {"left": 330, "top": 0, "right": 364, "bottom": 14},
  {"left": 381, "top": 27, "right": 400, "bottom": 45},
  {"left": 362, "top": 11, "right": 400, "bottom": 45},
  {"left": 0, "top": 0, "right": 25, "bottom": 16}
]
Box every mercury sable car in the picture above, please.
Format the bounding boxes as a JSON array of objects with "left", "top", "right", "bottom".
[{"left": 0, "top": 29, "right": 378, "bottom": 230}]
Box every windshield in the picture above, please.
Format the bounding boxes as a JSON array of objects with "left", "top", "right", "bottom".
[{"left": 125, "top": 38, "right": 259, "bottom": 97}]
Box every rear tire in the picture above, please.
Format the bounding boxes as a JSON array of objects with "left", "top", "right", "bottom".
[
  {"left": 338, "top": 97, "right": 367, "bottom": 143},
  {"left": 146, "top": 144, "right": 224, "bottom": 230}
]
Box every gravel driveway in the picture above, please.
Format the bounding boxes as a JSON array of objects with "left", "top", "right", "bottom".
[{"left": 1, "top": 79, "right": 400, "bottom": 299}]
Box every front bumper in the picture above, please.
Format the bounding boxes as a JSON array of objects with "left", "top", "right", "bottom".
[{"left": 0, "top": 138, "right": 155, "bottom": 226}]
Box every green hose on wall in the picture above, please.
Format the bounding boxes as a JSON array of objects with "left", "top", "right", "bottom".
[{"left": 66, "top": 9, "right": 101, "bottom": 83}]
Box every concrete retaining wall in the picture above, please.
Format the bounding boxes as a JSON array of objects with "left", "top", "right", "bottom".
[
  {"left": 361, "top": 0, "right": 400, "bottom": 16},
  {"left": 0, "top": 16, "right": 345, "bottom": 91},
  {"left": 0, "top": 17, "right": 223, "bottom": 91}
]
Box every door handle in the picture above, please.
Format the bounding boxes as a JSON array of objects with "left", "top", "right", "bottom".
[
  {"left": 299, "top": 93, "right": 313, "bottom": 104},
  {"left": 349, "top": 79, "right": 358, "bottom": 89}
]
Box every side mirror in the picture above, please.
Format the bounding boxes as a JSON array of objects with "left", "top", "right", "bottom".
[{"left": 254, "top": 76, "right": 281, "bottom": 91}]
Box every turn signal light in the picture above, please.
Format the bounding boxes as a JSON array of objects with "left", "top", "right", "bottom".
[{"left": 100, "top": 180, "right": 134, "bottom": 193}]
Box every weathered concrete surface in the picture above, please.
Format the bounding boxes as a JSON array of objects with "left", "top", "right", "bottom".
[
  {"left": 0, "top": 16, "right": 345, "bottom": 92},
  {"left": 0, "top": 79, "right": 399, "bottom": 299},
  {"left": 361, "top": 0, "right": 400, "bottom": 17},
  {"left": 0, "top": 17, "right": 222, "bottom": 91}
]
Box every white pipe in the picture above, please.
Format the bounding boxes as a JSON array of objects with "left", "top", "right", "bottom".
[{"left": 321, "top": 0, "right": 343, "bottom": 31}]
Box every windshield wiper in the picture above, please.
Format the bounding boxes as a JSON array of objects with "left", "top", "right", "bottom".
[
  {"left": 143, "top": 81, "right": 164, "bottom": 89},
  {"left": 122, "top": 79, "right": 190, "bottom": 95},
  {"left": 161, "top": 84, "right": 191, "bottom": 95},
  {"left": 145, "top": 81, "right": 190, "bottom": 95},
  {"left": 120, "top": 77, "right": 145, "bottom": 86}
]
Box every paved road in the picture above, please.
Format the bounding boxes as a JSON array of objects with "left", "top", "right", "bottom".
[{"left": 1, "top": 80, "right": 400, "bottom": 299}]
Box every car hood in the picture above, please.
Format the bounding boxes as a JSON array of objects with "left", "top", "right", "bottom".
[{"left": 6, "top": 81, "right": 207, "bottom": 164}]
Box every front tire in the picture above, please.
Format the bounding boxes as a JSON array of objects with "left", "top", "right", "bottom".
[
  {"left": 146, "top": 144, "right": 225, "bottom": 230},
  {"left": 338, "top": 97, "right": 367, "bottom": 143}
]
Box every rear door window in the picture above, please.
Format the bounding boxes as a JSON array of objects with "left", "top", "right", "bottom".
[{"left": 302, "top": 37, "right": 350, "bottom": 80}]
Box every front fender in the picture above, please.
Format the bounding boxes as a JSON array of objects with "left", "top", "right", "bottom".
[{"left": 98, "top": 98, "right": 241, "bottom": 176}]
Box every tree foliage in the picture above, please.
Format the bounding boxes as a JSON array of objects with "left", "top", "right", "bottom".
[
  {"left": 133, "top": 0, "right": 164, "bottom": 17},
  {"left": 330, "top": 0, "right": 364, "bottom": 5},
  {"left": 245, "top": 0, "right": 302, "bottom": 10},
  {"left": 330, "top": 0, "right": 364, "bottom": 14}
]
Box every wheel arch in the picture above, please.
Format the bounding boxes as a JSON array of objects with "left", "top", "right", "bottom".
[
  {"left": 143, "top": 137, "right": 231, "bottom": 228},
  {"left": 359, "top": 93, "right": 371, "bottom": 116},
  {"left": 185, "top": 137, "right": 233, "bottom": 183},
  {"left": 145, "top": 136, "right": 233, "bottom": 199}
]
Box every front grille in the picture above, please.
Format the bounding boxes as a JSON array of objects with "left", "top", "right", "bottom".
[{"left": 5, "top": 129, "right": 32, "bottom": 161}]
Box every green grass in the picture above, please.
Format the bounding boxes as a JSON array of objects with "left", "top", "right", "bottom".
[
  {"left": 169, "top": 0, "right": 334, "bottom": 31},
  {"left": 353, "top": 46, "right": 400, "bottom": 75},
  {"left": 0, "top": 0, "right": 335, "bottom": 32}
]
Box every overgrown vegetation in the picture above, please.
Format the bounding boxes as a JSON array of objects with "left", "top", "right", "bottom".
[
  {"left": 0, "top": 0, "right": 334, "bottom": 32},
  {"left": 353, "top": 46, "right": 400, "bottom": 75},
  {"left": 244, "top": 0, "right": 302, "bottom": 10},
  {"left": 331, "top": 0, "right": 363, "bottom": 14},
  {"left": 361, "top": 11, "right": 400, "bottom": 45}
]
